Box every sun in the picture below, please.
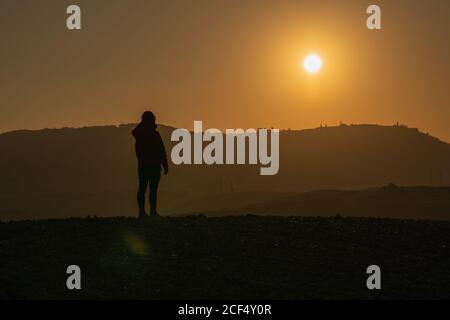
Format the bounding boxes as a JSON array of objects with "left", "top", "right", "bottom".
[{"left": 303, "top": 54, "right": 322, "bottom": 74}]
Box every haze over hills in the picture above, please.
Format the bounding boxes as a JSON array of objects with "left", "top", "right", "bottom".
[
  {"left": 0, "top": 123, "right": 449, "bottom": 220},
  {"left": 202, "top": 185, "right": 450, "bottom": 220}
]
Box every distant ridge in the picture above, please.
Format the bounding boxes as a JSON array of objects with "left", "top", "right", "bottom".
[
  {"left": 1, "top": 123, "right": 449, "bottom": 220},
  {"left": 200, "top": 184, "right": 450, "bottom": 220}
]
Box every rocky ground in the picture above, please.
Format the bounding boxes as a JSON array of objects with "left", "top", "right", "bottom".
[{"left": 0, "top": 215, "right": 449, "bottom": 299}]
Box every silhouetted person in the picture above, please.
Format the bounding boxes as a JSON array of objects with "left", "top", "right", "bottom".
[{"left": 132, "top": 111, "right": 168, "bottom": 218}]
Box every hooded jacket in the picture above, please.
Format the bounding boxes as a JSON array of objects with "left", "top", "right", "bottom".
[{"left": 132, "top": 122, "right": 168, "bottom": 170}]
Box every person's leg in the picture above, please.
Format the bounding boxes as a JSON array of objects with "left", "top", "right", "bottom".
[
  {"left": 137, "top": 166, "right": 149, "bottom": 217},
  {"left": 148, "top": 166, "right": 161, "bottom": 215}
]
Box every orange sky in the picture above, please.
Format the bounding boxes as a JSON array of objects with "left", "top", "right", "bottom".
[{"left": 1, "top": 0, "right": 449, "bottom": 141}]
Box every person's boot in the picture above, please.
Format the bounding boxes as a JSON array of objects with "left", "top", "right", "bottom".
[
  {"left": 138, "top": 212, "right": 148, "bottom": 219},
  {"left": 150, "top": 210, "right": 160, "bottom": 217}
]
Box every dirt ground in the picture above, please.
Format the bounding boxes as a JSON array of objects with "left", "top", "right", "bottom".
[{"left": 1, "top": 215, "right": 449, "bottom": 299}]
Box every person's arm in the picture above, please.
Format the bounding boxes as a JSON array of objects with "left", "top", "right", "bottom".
[
  {"left": 158, "top": 132, "right": 169, "bottom": 174},
  {"left": 131, "top": 123, "right": 142, "bottom": 138}
]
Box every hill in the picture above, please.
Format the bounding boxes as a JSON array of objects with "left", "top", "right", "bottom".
[
  {"left": 202, "top": 185, "right": 450, "bottom": 220},
  {"left": 1, "top": 123, "right": 449, "bottom": 220}
]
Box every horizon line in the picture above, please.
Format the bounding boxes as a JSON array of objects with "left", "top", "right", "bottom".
[{"left": 0, "top": 121, "right": 447, "bottom": 144}]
